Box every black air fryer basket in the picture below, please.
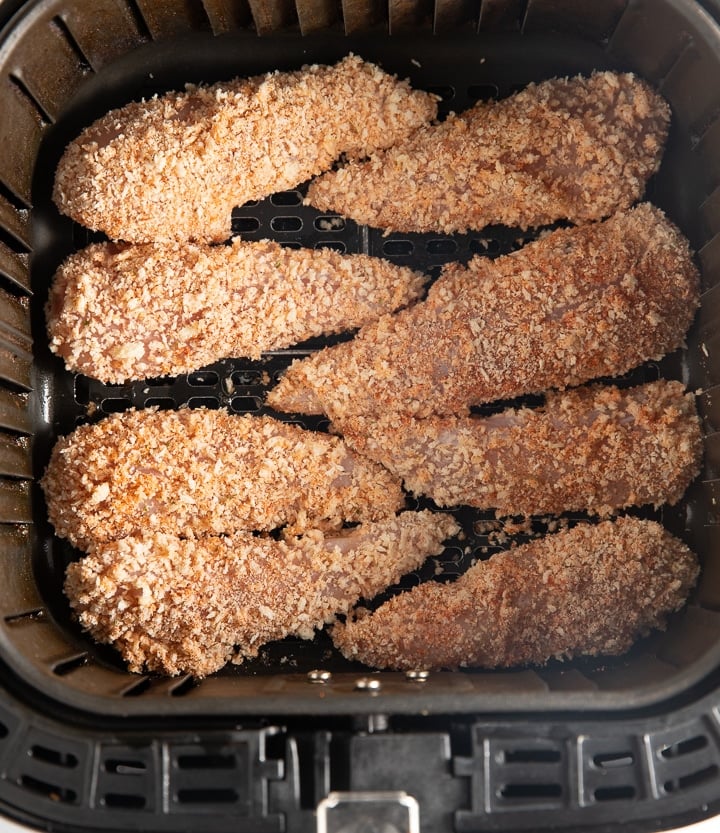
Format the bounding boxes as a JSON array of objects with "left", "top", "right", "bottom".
[{"left": 0, "top": 0, "right": 720, "bottom": 830}]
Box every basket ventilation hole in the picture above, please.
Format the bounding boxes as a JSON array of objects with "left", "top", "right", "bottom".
[
  {"left": 103, "top": 793, "right": 146, "bottom": 809},
  {"left": 169, "top": 676, "right": 196, "bottom": 697},
  {"left": 177, "top": 754, "right": 235, "bottom": 770},
  {"left": 52, "top": 654, "right": 89, "bottom": 677},
  {"left": 382, "top": 240, "right": 414, "bottom": 256},
  {"left": 664, "top": 765, "right": 719, "bottom": 793},
  {"left": 504, "top": 749, "right": 561, "bottom": 764},
  {"left": 30, "top": 746, "right": 78, "bottom": 769},
  {"left": 271, "top": 191, "right": 302, "bottom": 206},
  {"left": 427, "top": 239, "right": 458, "bottom": 255},
  {"left": 230, "top": 395, "right": 261, "bottom": 412},
  {"left": 594, "top": 785, "right": 636, "bottom": 801},
  {"left": 121, "top": 678, "right": 151, "bottom": 698},
  {"left": 232, "top": 217, "right": 260, "bottom": 233},
  {"left": 469, "top": 238, "right": 501, "bottom": 254},
  {"left": 661, "top": 735, "right": 709, "bottom": 759},
  {"left": 19, "top": 775, "right": 77, "bottom": 804},
  {"left": 467, "top": 84, "right": 499, "bottom": 101},
  {"left": 314, "top": 216, "right": 345, "bottom": 232},
  {"left": 271, "top": 216, "right": 303, "bottom": 232},
  {"left": 187, "top": 371, "right": 219, "bottom": 387},
  {"left": 593, "top": 751, "right": 635, "bottom": 768},
  {"left": 176, "top": 788, "right": 238, "bottom": 804},
  {"left": 101, "top": 397, "right": 132, "bottom": 414},
  {"left": 499, "top": 783, "right": 562, "bottom": 799},
  {"left": 315, "top": 240, "right": 346, "bottom": 252},
  {"left": 4, "top": 608, "right": 46, "bottom": 624},
  {"left": 426, "top": 85, "right": 455, "bottom": 101},
  {"left": 0, "top": 722, "right": 8, "bottom": 740},
  {"left": 145, "top": 397, "right": 175, "bottom": 409},
  {"left": 104, "top": 759, "right": 147, "bottom": 775},
  {"left": 188, "top": 396, "right": 220, "bottom": 410},
  {"left": 232, "top": 371, "right": 262, "bottom": 385}
]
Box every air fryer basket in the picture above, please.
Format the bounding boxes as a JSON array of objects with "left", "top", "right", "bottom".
[{"left": 0, "top": 0, "right": 719, "bottom": 831}]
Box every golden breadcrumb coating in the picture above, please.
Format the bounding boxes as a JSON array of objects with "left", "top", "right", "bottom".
[
  {"left": 46, "top": 238, "right": 427, "bottom": 383},
  {"left": 53, "top": 55, "right": 438, "bottom": 243},
  {"left": 334, "top": 381, "right": 702, "bottom": 517},
  {"left": 332, "top": 517, "right": 699, "bottom": 670},
  {"left": 307, "top": 71, "right": 670, "bottom": 234},
  {"left": 64, "top": 511, "right": 459, "bottom": 676},
  {"left": 268, "top": 204, "right": 699, "bottom": 418},
  {"left": 41, "top": 409, "right": 404, "bottom": 551}
]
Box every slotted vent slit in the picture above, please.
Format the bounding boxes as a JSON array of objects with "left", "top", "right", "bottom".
[
  {"left": 499, "top": 783, "right": 562, "bottom": 799},
  {"left": 504, "top": 748, "right": 562, "bottom": 764},
  {"left": 660, "top": 734, "right": 709, "bottom": 758},
  {"left": 8, "top": 75, "right": 53, "bottom": 125},
  {"left": 232, "top": 216, "right": 260, "bottom": 233},
  {"left": 52, "top": 653, "right": 89, "bottom": 677},
  {"left": 664, "top": 764, "right": 719, "bottom": 793},
  {"left": 18, "top": 775, "right": 77, "bottom": 804},
  {"left": 51, "top": 16, "right": 93, "bottom": 72},
  {"left": 103, "top": 792, "right": 146, "bottom": 809},
  {"left": 30, "top": 746, "right": 78, "bottom": 769},
  {"left": 177, "top": 753, "right": 235, "bottom": 770},
  {"left": 594, "top": 785, "right": 636, "bottom": 801},
  {"left": 271, "top": 216, "right": 303, "bottom": 232},
  {"left": 124, "top": 0, "right": 154, "bottom": 40},
  {"left": 176, "top": 787, "right": 238, "bottom": 803},
  {"left": 382, "top": 239, "right": 414, "bottom": 256}
]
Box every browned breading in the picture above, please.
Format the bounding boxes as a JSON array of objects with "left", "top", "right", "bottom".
[
  {"left": 64, "top": 511, "right": 459, "bottom": 676},
  {"left": 332, "top": 517, "right": 699, "bottom": 670},
  {"left": 306, "top": 71, "right": 670, "bottom": 234},
  {"left": 41, "top": 409, "right": 405, "bottom": 551},
  {"left": 53, "top": 55, "right": 438, "bottom": 243},
  {"left": 334, "top": 380, "right": 702, "bottom": 517},
  {"left": 46, "top": 238, "right": 427, "bottom": 384},
  {"left": 268, "top": 204, "right": 699, "bottom": 419}
]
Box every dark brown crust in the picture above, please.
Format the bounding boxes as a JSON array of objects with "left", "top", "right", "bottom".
[
  {"left": 64, "top": 511, "right": 459, "bottom": 676},
  {"left": 307, "top": 71, "right": 670, "bottom": 234},
  {"left": 332, "top": 518, "right": 699, "bottom": 670},
  {"left": 268, "top": 204, "right": 700, "bottom": 419},
  {"left": 53, "top": 55, "right": 438, "bottom": 243},
  {"left": 46, "top": 238, "right": 426, "bottom": 383},
  {"left": 41, "top": 409, "right": 405, "bottom": 550},
  {"left": 334, "top": 380, "right": 702, "bottom": 517}
]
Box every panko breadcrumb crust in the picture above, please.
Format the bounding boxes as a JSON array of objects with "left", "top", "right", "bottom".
[
  {"left": 307, "top": 71, "right": 670, "bottom": 234},
  {"left": 41, "top": 409, "right": 405, "bottom": 551},
  {"left": 64, "top": 511, "right": 460, "bottom": 677},
  {"left": 53, "top": 55, "right": 439, "bottom": 243},
  {"left": 46, "top": 238, "right": 427, "bottom": 383},
  {"left": 332, "top": 517, "right": 699, "bottom": 670},
  {"left": 334, "top": 380, "right": 702, "bottom": 517},
  {"left": 268, "top": 204, "right": 700, "bottom": 418}
]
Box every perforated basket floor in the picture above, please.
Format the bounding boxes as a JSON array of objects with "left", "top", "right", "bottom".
[{"left": 0, "top": 0, "right": 720, "bottom": 831}]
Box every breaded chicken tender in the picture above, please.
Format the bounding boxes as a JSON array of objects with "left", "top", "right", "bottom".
[
  {"left": 53, "top": 55, "right": 439, "bottom": 243},
  {"left": 307, "top": 71, "right": 670, "bottom": 234},
  {"left": 64, "top": 511, "right": 459, "bottom": 676},
  {"left": 332, "top": 517, "right": 699, "bottom": 670},
  {"left": 334, "top": 381, "right": 702, "bottom": 518},
  {"left": 268, "top": 204, "right": 699, "bottom": 419},
  {"left": 46, "top": 238, "right": 427, "bottom": 383},
  {"left": 41, "top": 409, "right": 404, "bottom": 551}
]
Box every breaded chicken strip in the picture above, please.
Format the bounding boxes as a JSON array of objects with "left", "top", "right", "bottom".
[
  {"left": 268, "top": 204, "right": 699, "bottom": 419},
  {"left": 307, "top": 71, "right": 670, "bottom": 234},
  {"left": 65, "top": 511, "right": 459, "bottom": 676},
  {"left": 46, "top": 238, "right": 426, "bottom": 383},
  {"left": 334, "top": 381, "right": 702, "bottom": 517},
  {"left": 332, "top": 517, "right": 698, "bottom": 670},
  {"left": 53, "top": 55, "right": 438, "bottom": 243},
  {"left": 41, "top": 409, "right": 404, "bottom": 551}
]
